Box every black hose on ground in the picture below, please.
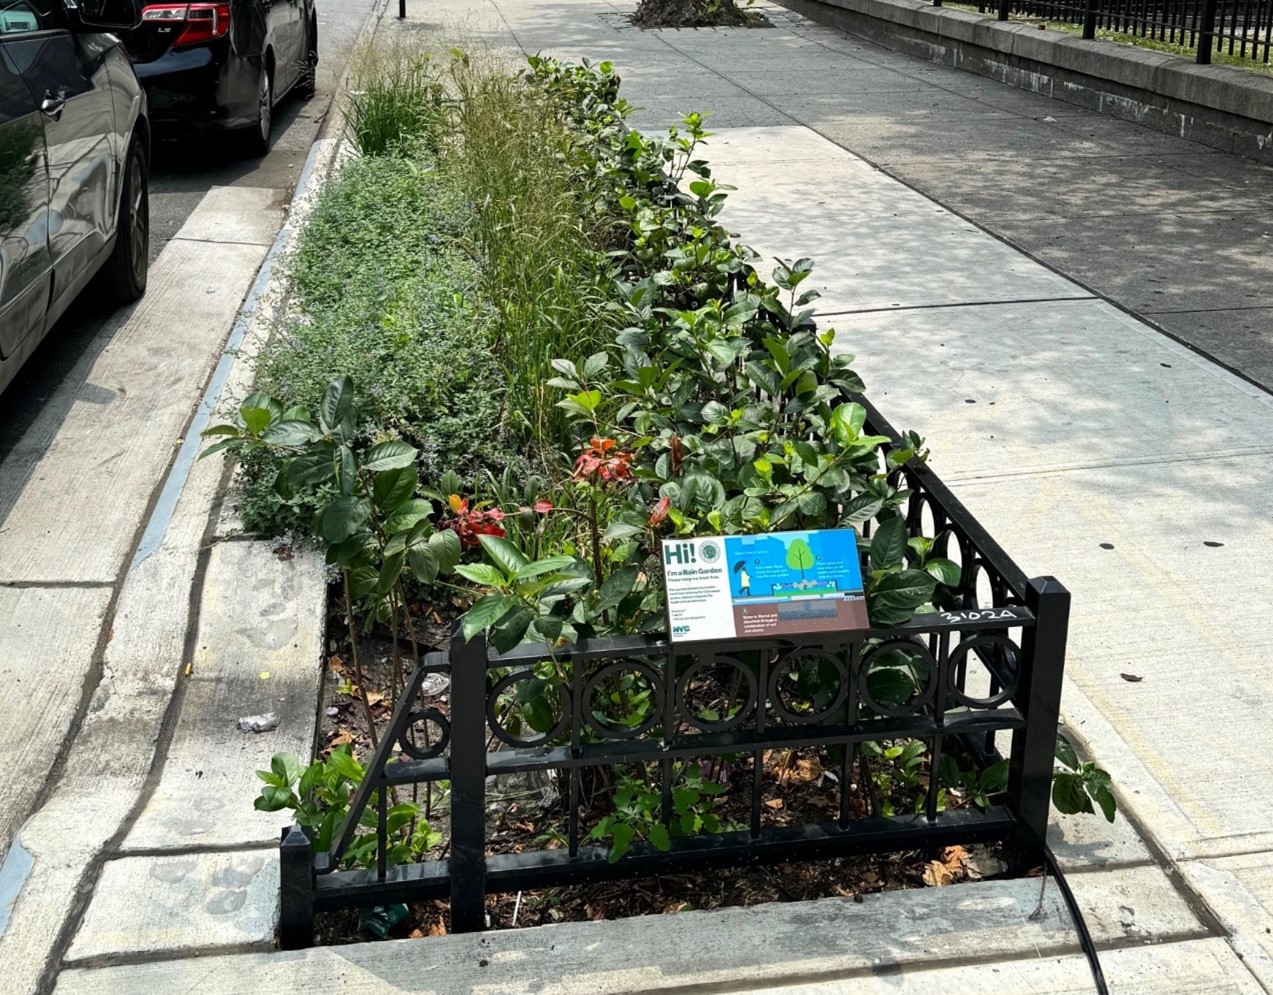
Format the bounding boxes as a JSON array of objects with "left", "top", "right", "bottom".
[{"left": 1043, "top": 844, "right": 1110, "bottom": 995}]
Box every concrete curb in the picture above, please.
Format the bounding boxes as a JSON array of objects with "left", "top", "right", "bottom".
[{"left": 780, "top": 0, "right": 1273, "bottom": 162}]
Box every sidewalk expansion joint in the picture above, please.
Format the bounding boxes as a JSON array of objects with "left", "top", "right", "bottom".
[
  {"left": 0, "top": 580, "right": 115, "bottom": 590},
  {"left": 61, "top": 939, "right": 275, "bottom": 973},
  {"left": 817, "top": 294, "right": 1096, "bottom": 317},
  {"left": 1138, "top": 303, "right": 1273, "bottom": 315},
  {"left": 170, "top": 235, "right": 279, "bottom": 249},
  {"left": 111, "top": 841, "right": 277, "bottom": 860},
  {"left": 942, "top": 445, "right": 1273, "bottom": 484}
]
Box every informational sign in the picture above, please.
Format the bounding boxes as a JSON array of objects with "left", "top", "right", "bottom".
[{"left": 661, "top": 529, "right": 869, "bottom": 643}]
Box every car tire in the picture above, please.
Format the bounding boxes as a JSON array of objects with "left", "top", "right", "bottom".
[
  {"left": 295, "top": 20, "right": 317, "bottom": 99},
  {"left": 241, "top": 61, "right": 273, "bottom": 157},
  {"left": 96, "top": 134, "right": 149, "bottom": 305}
]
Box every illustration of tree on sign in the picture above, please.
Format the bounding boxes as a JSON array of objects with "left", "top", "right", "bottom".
[{"left": 786, "top": 538, "right": 815, "bottom": 580}]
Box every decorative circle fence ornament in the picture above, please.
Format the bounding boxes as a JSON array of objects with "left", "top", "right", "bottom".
[
  {"left": 675, "top": 654, "right": 757, "bottom": 732},
  {"left": 486, "top": 670, "right": 571, "bottom": 747},
  {"left": 397, "top": 709, "right": 451, "bottom": 760},
  {"left": 767, "top": 650, "right": 848, "bottom": 725},
  {"left": 583, "top": 660, "right": 665, "bottom": 739},
  {"left": 947, "top": 634, "right": 1021, "bottom": 708},
  {"left": 858, "top": 638, "right": 939, "bottom": 717}
]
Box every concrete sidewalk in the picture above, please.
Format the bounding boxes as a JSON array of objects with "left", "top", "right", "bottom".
[{"left": 29, "top": 1, "right": 1273, "bottom": 991}]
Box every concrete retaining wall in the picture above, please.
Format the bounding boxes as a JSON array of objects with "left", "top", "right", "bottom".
[{"left": 779, "top": 0, "right": 1273, "bottom": 162}]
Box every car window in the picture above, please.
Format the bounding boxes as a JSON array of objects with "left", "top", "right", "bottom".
[{"left": 0, "top": 0, "right": 57, "bottom": 35}]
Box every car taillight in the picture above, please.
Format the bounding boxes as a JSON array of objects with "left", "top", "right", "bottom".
[{"left": 140, "top": 3, "right": 230, "bottom": 45}]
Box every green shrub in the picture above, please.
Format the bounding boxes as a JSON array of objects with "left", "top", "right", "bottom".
[{"left": 242, "top": 153, "right": 512, "bottom": 533}]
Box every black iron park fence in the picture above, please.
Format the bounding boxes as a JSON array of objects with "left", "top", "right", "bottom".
[
  {"left": 276, "top": 398, "right": 1072, "bottom": 948},
  {"left": 951, "top": 0, "right": 1273, "bottom": 64}
]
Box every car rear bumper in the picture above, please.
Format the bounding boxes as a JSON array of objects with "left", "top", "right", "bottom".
[{"left": 132, "top": 47, "right": 257, "bottom": 131}]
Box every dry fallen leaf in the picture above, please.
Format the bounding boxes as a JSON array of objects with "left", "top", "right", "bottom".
[
  {"left": 366, "top": 689, "right": 387, "bottom": 708},
  {"left": 1120, "top": 673, "right": 1143, "bottom": 683},
  {"left": 923, "top": 860, "right": 955, "bottom": 887},
  {"left": 327, "top": 654, "right": 346, "bottom": 675},
  {"left": 328, "top": 729, "right": 354, "bottom": 747},
  {"left": 942, "top": 845, "right": 969, "bottom": 870},
  {"left": 408, "top": 928, "right": 424, "bottom": 939},
  {"left": 788, "top": 757, "right": 823, "bottom": 785},
  {"left": 763, "top": 797, "right": 784, "bottom": 810},
  {"left": 427, "top": 920, "right": 446, "bottom": 936}
]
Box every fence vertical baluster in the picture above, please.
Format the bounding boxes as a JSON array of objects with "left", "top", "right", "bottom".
[
  {"left": 376, "top": 784, "right": 387, "bottom": 882},
  {"left": 1238, "top": 0, "right": 1254, "bottom": 57},
  {"left": 925, "top": 632, "right": 951, "bottom": 822},
  {"left": 278, "top": 824, "right": 315, "bottom": 950},
  {"left": 1008, "top": 577, "right": 1069, "bottom": 869},
  {"left": 1083, "top": 0, "right": 1098, "bottom": 40},
  {"left": 839, "top": 643, "right": 859, "bottom": 830},
  {"left": 449, "top": 632, "right": 488, "bottom": 932},
  {"left": 662, "top": 645, "right": 675, "bottom": 829},
  {"left": 1198, "top": 0, "right": 1220, "bottom": 61},
  {"left": 998, "top": 0, "right": 1012, "bottom": 25},
  {"left": 569, "top": 651, "right": 583, "bottom": 858}
]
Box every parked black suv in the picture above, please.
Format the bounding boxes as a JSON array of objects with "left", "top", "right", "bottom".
[
  {"left": 126, "top": 0, "right": 317, "bottom": 154},
  {"left": 1, "top": 0, "right": 150, "bottom": 396}
]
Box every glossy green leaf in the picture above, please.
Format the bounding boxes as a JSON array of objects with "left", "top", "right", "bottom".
[
  {"left": 478, "top": 534, "right": 528, "bottom": 580},
  {"left": 868, "top": 517, "right": 907, "bottom": 572}
]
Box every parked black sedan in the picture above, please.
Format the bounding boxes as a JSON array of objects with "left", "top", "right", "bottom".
[
  {"left": 1, "top": 0, "right": 150, "bottom": 396},
  {"left": 126, "top": 0, "right": 317, "bottom": 154}
]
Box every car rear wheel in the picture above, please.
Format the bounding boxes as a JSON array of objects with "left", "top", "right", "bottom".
[
  {"left": 241, "top": 62, "right": 272, "bottom": 156},
  {"left": 96, "top": 135, "right": 149, "bottom": 305},
  {"left": 296, "top": 20, "right": 317, "bottom": 99}
]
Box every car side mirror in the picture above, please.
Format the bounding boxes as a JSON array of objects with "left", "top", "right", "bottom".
[{"left": 63, "top": 0, "right": 143, "bottom": 32}]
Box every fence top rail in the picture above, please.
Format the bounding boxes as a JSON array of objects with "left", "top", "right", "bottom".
[{"left": 487, "top": 605, "right": 1036, "bottom": 666}]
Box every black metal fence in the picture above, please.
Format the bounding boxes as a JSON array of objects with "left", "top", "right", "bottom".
[
  {"left": 276, "top": 399, "right": 1071, "bottom": 947},
  {"left": 951, "top": 0, "right": 1273, "bottom": 64}
]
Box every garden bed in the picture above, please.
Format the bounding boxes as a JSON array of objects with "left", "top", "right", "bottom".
[{"left": 208, "top": 45, "right": 1115, "bottom": 946}]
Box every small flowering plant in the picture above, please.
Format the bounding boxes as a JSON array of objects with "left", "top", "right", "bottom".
[
  {"left": 439, "top": 494, "right": 506, "bottom": 547},
  {"left": 573, "top": 437, "right": 634, "bottom": 483}
]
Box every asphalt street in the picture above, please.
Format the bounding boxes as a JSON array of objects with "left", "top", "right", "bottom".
[{"left": 0, "top": 0, "right": 377, "bottom": 461}]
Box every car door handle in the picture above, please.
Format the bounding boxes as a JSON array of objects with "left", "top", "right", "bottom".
[{"left": 41, "top": 89, "right": 66, "bottom": 121}]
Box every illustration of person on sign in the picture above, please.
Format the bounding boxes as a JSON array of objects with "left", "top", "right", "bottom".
[{"left": 734, "top": 560, "right": 751, "bottom": 597}]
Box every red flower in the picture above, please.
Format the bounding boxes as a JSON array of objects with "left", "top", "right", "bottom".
[
  {"left": 441, "top": 494, "right": 506, "bottom": 548},
  {"left": 573, "top": 437, "right": 633, "bottom": 483},
  {"left": 649, "top": 497, "right": 670, "bottom": 526}
]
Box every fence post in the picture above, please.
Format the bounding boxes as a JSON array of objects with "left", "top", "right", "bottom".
[
  {"left": 1197, "top": 0, "right": 1218, "bottom": 63},
  {"left": 278, "top": 824, "right": 315, "bottom": 949},
  {"left": 1008, "top": 576, "right": 1069, "bottom": 870},
  {"left": 398, "top": 0, "right": 406, "bottom": 19},
  {"left": 1081, "top": 0, "right": 1098, "bottom": 40},
  {"left": 448, "top": 631, "right": 488, "bottom": 932},
  {"left": 997, "top": 0, "right": 1010, "bottom": 22}
]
